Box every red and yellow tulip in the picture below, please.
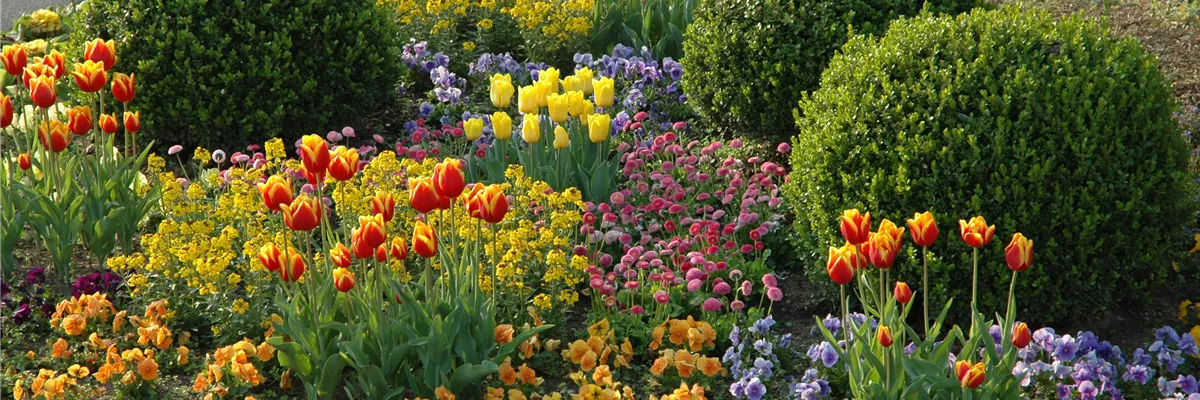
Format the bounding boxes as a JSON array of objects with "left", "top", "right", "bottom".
[
  {"left": 99, "top": 114, "right": 119, "bottom": 134},
  {"left": 1, "top": 94, "right": 14, "bottom": 129},
  {"left": 893, "top": 282, "right": 912, "bottom": 305},
  {"left": 389, "top": 237, "right": 409, "bottom": 260},
  {"left": 906, "top": 211, "right": 938, "bottom": 247},
  {"left": 84, "top": 39, "right": 117, "bottom": 70},
  {"left": 826, "top": 244, "right": 855, "bottom": 285},
  {"left": 257, "top": 176, "right": 294, "bottom": 212},
  {"left": 67, "top": 106, "right": 93, "bottom": 135},
  {"left": 72, "top": 61, "right": 107, "bottom": 93},
  {"left": 840, "top": 209, "right": 871, "bottom": 245},
  {"left": 111, "top": 73, "right": 136, "bottom": 103},
  {"left": 958, "top": 216, "right": 995, "bottom": 248},
  {"left": 123, "top": 111, "right": 140, "bottom": 133},
  {"left": 867, "top": 233, "right": 898, "bottom": 269},
  {"left": 279, "top": 250, "right": 306, "bottom": 283},
  {"left": 38, "top": 120, "right": 70, "bottom": 152},
  {"left": 876, "top": 326, "right": 893, "bottom": 347},
  {"left": 413, "top": 220, "right": 438, "bottom": 258},
  {"left": 432, "top": 158, "right": 466, "bottom": 199},
  {"left": 370, "top": 192, "right": 395, "bottom": 223},
  {"left": 1011, "top": 322, "right": 1031, "bottom": 349},
  {"left": 22, "top": 63, "right": 55, "bottom": 89},
  {"left": 333, "top": 268, "right": 355, "bottom": 292},
  {"left": 328, "top": 146, "right": 360, "bottom": 181},
  {"left": 258, "top": 243, "right": 283, "bottom": 272},
  {"left": 299, "top": 134, "right": 331, "bottom": 177},
  {"left": 280, "top": 195, "right": 321, "bottom": 231},
  {"left": 330, "top": 243, "right": 353, "bottom": 269},
  {"left": 1, "top": 45, "right": 27, "bottom": 75},
  {"left": 957, "top": 361, "right": 985, "bottom": 389},
  {"left": 480, "top": 185, "right": 509, "bottom": 224},
  {"left": 357, "top": 214, "right": 387, "bottom": 249},
  {"left": 40, "top": 50, "right": 66, "bottom": 79},
  {"left": 1004, "top": 233, "right": 1033, "bottom": 272},
  {"left": 17, "top": 153, "right": 32, "bottom": 170},
  {"left": 29, "top": 75, "right": 57, "bottom": 108},
  {"left": 408, "top": 178, "right": 439, "bottom": 214}
]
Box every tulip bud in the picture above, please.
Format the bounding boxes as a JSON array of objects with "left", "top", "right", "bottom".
[
  {"left": 1004, "top": 233, "right": 1033, "bottom": 272},
  {"left": 588, "top": 113, "right": 611, "bottom": 143},
  {"left": 839, "top": 209, "right": 871, "bottom": 245},
  {"left": 0, "top": 94, "right": 12, "bottom": 129},
  {"left": 258, "top": 243, "right": 283, "bottom": 272},
  {"left": 959, "top": 216, "right": 995, "bottom": 248},
  {"left": 351, "top": 230, "right": 374, "bottom": 259},
  {"left": 1011, "top": 322, "right": 1031, "bottom": 349},
  {"left": 868, "top": 233, "right": 898, "bottom": 269},
  {"left": 465, "top": 184, "right": 484, "bottom": 219},
  {"left": 99, "top": 114, "right": 119, "bottom": 134},
  {"left": 464, "top": 118, "right": 484, "bottom": 141},
  {"left": 959, "top": 361, "right": 985, "bottom": 388},
  {"left": 906, "top": 211, "right": 939, "bottom": 247},
  {"left": 877, "top": 325, "right": 894, "bottom": 347},
  {"left": 577, "top": 67, "right": 595, "bottom": 94},
  {"left": 123, "top": 111, "right": 140, "bottom": 133},
  {"left": 390, "top": 237, "right": 409, "bottom": 260},
  {"left": 490, "top": 74, "right": 514, "bottom": 108},
  {"left": 539, "top": 67, "right": 560, "bottom": 93},
  {"left": 257, "top": 176, "right": 294, "bottom": 212},
  {"left": 370, "top": 191, "right": 396, "bottom": 222},
  {"left": 29, "top": 75, "right": 58, "bottom": 108},
  {"left": 553, "top": 125, "right": 569, "bottom": 149},
  {"left": 17, "top": 153, "right": 32, "bottom": 171},
  {"left": 374, "top": 245, "right": 388, "bottom": 262},
  {"left": 328, "top": 146, "right": 360, "bottom": 181},
  {"left": 330, "top": 243, "right": 353, "bottom": 269},
  {"left": 40, "top": 50, "right": 66, "bottom": 79},
  {"left": 408, "top": 178, "right": 438, "bottom": 214},
  {"left": 522, "top": 116, "right": 540, "bottom": 143},
  {"left": 84, "top": 39, "right": 118, "bottom": 70},
  {"left": 333, "top": 268, "right": 355, "bottom": 292},
  {"left": 562, "top": 75, "right": 582, "bottom": 93},
  {"left": 894, "top": 282, "right": 913, "bottom": 304},
  {"left": 826, "top": 245, "right": 854, "bottom": 285},
  {"left": 492, "top": 112, "right": 512, "bottom": 140},
  {"left": 67, "top": 106, "right": 93, "bottom": 135},
  {"left": 279, "top": 250, "right": 306, "bottom": 283},
  {"left": 413, "top": 220, "right": 438, "bottom": 258},
  {"left": 298, "top": 134, "right": 331, "bottom": 177},
  {"left": 357, "top": 214, "right": 387, "bottom": 249},
  {"left": 111, "top": 73, "right": 136, "bottom": 103},
  {"left": 280, "top": 195, "right": 321, "bottom": 231},
  {"left": 593, "top": 78, "right": 614, "bottom": 108},
  {"left": 547, "top": 93, "right": 569, "bottom": 124},
  {"left": 566, "top": 90, "right": 586, "bottom": 118},
  {"left": 71, "top": 60, "right": 107, "bottom": 93},
  {"left": 877, "top": 219, "right": 905, "bottom": 247},
  {"left": 431, "top": 158, "right": 466, "bottom": 199},
  {"left": 38, "top": 120, "right": 70, "bottom": 153},
  {"left": 1, "top": 45, "right": 27, "bottom": 75},
  {"left": 518, "top": 85, "right": 539, "bottom": 114},
  {"left": 480, "top": 184, "right": 509, "bottom": 224}
]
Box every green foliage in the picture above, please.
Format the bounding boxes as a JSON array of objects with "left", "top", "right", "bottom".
[
  {"left": 590, "top": 0, "right": 697, "bottom": 60},
  {"left": 785, "top": 7, "right": 1196, "bottom": 324},
  {"left": 681, "top": 0, "right": 977, "bottom": 144},
  {"left": 72, "top": 0, "right": 401, "bottom": 151}
]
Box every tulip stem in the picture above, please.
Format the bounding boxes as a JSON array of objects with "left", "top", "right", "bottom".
[
  {"left": 878, "top": 268, "right": 884, "bottom": 313},
  {"left": 1006, "top": 270, "right": 1017, "bottom": 329},
  {"left": 841, "top": 284, "right": 848, "bottom": 350},
  {"left": 970, "top": 247, "right": 978, "bottom": 338},
  {"left": 922, "top": 246, "right": 929, "bottom": 337}
]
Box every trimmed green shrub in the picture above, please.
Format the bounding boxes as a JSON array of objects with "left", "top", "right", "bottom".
[
  {"left": 681, "top": 0, "right": 977, "bottom": 144},
  {"left": 785, "top": 7, "right": 1196, "bottom": 324},
  {"left": 73, "top": 0, "right": 401, "bottom": 151}
]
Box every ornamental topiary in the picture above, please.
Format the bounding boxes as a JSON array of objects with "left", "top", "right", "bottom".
[
  {"left": 785, "top": 7, "right": 1196, "bottom": 325},
  {"left": 73, "top": 0, "right": 400, "bottom": 151},
  {"left": 681, "top": 0, "right": 977, "bottom": 145}
]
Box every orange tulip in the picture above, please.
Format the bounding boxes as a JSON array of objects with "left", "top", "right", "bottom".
[
  {"left": 280, "top": 195, "right": 321, "bottom": 231},
  {"left": 413, "top": 220, "right": 438, "bottom": 258},
  {"left": 826, "top": 244, "right": 855, "bottom": 285},
  {"left": 29, "top": 75, "right": 57, "bottom": 108},
  {"left": 40, "top": 50, "right": 66, "bottom": 79},
  {"left": 22, "top": 63, "right": 55, "bottom": 89},
  {"left": 876, "top": 325, "right": 893, "bottom": 347},
  {"left": 960, "top": 361, "right": 985, "bottom": 388},
  {"left": 301, "top": 164, "right": 325, "bottom": 185},
  {"left": 1004, "top": 233, "right": 1033, "bottom": 272},
  {"left": 328, "top": 146, "right": 359, "bottom": 181},
  {"left": 431, "top": 158, "right": 466, "bottom": 199},
  {"left": 351, "top": 231, "right": 374, "bottom": 259},
  {"left": 38, "top": 120, "right": 70, "bottom": 152},
  {"left": 299, "top": 134, "right": 331, "bottom": 177},
  {"left": 840, "top": 209, "right": 871, "bottom": 245},
  {"left": 876, "top": 219, "right": 905, "bottom": 247},
  {"left": 954, "top": 360, "right": 971, "bottom": 382},
  {"left": 907, "top": 211, "right": 939, "bottom": 247},
  {"left": 389, "top": 237, "right": 409, "bottom": 260},
  {"left": 123, "top": 111, "right": 140, "bottom": 133},
  {"left": 374, "top": 244, "right": 388, "bottom": 262},
  {"left": 371, "top": 192, "right": 395, "bottom": 222},
  {"left": 868, "top": 233, "right": 898, "bottom": 269},
  {"left": 1, "top": 94, "right": 13, "bottom": 129},
  {"left": 111, "top": 73, "right": 136, "bottom": 103},
  {"left": 436, "top": 193, "right": 452, "bottom": 210},
  {"left": 1, "top": 45, "right": 27, "bottom": 75},
  {"left": 18, "top": 153, "right": 32, "bottom": 170},
  {"left": 68, "top": 106, "right": 93, "bottom": 135},
  {"left": 409, "top": 178, "right": 439, "bottom": 214},
  {"left": 99, "top": 114, "right": 119, "bottom": 134},
  {"left": 330, "top": 243, "right": 353, "bottom": 268},
  {"left": 333, "top": 268, "right": 355, "bottom": 292},
  {"left": 258, "top": 243, "right": 283, "bottom": 272},
  {"left": 958, "top": 216, "right": 995, "bottom": 248},
  {"left": 1011, "top": 322, "right": 1031, "bottom": 349},
  {"left": 465, "top": 184, "right": 484, "bottom": 219},
  {"left": 893, "top": 282, "right": 912, "bottom": 305},
  {"left": 279, "top": 250, "right": 306, "bottom": 283},
  {"left": 357, "top": 214, "right": 387, "bottom": 249},
  {"left": 84, "top": 39, "right": 117, "bottom": 70},
  {"left": 72, "top": 61, "right": 107, "bottom": 93},
  {"left": 257, "top": 175, "right": 294, "bottom": 212},
  {"left": 480, "top": 185, "right": 509, "bottom": 224}
]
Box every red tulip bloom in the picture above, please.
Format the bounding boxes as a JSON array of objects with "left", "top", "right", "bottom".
[
  {"left": 894, "top": 282, "right": 913, "bottom": 305},
  {"left": 826, "top": 244, "right": 855, "bottom": 285},
  {"left": 72, "top": 61, "right": 107, "bottom": 93},
  {"left": 257, "top": 176, "right": 293, "bottom": 212},
  {"left": 67, "top": 106, "right": 93, "bottom": 135},
  {"left": 258, "top": 243, "right": 283, "bottom": 272},
  {"left": 431, "top": 158, "right": 466, "bottom": 199},
  {"left": 279, "top": 250, "right": 306, "bottom": 283},
  {"left": 299, "top": 134, "right": 331, "bottom": 177},
  {"left": 84, "top": 39, "right": 117, "bottom": 70},
  {"left": 877, "top": 325, "right": 894, "bottom": 347},
  {"left": 111, "top": 73, "right": 136, "bottom": 103},
  {"left": 1, "top": 94, "right": 14, "bottom": 129},
  {"left": 1, "top": 45, "right": 28, "bottom": 75},
  {"left": 280, "top": 195, "right": 321, "bottom": 231},
  {"left": 408, "top": 178, "right": 438, "bottom": 214},
  {"left": 413, "top": 220, "right": 438, "bottom": 258},
  {"left": 333, "top": 268, "right": 355, "bottom": 292},
  {"left": 839, "top": 209, "right": 871, "bottom": 245},
  {"left": 389, "top": 237, "right": 409, "bottom": 260},
  {"left": 1004, "top": 233, "right": 1033, "bottom": 272},
  {"left": 959, "top": 216, "right": 995, "bottom": 248},
  {"left": 906, "top": 211, "right": 939, "bottom": 247},
  {"left": 371, "top": 191, "right": 396, "bottom": 222},
  {"left": 330, "top": 243, "right": 353, "bottom": 268},
  {"left": 1012, "top": 322, "right": 1031, "bottom": 349}
]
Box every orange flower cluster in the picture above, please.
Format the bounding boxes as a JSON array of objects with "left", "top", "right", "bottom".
[
  {"left": 651, "top": 382, "right": 708, "bottom": 400},
  {"left": 15, "top": 369, "right": 77, "bottom": 399},
  {"left": 192, "top": 337, "right": 276, "bottom": 399},
  {"left": 649, "top": 317, "right": 717, "bottom": 353},
  {"left": 648, "top": 348, "right": 723, "bottom": 378},
  {"left": 563, "top": 319, "right": 633, "bottom": 372}
]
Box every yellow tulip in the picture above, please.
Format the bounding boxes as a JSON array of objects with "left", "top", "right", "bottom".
[
  {"left": 518, "top": 85, "right": 539, "bottom": 114},
  {"left": 490, "top": 74, "right": 514, "bottom": 108},
  {"left": 539, "top": 67, "right": 560, "bottom": 93},
  {"left": 464, "top": 118, "right": 484, "bottom": 140},
  {"left": 562, "top": 75, "right": 582, "bottom": 93},
  {"left": 580, "top": 99, "right": 595, "bottom": 121},
  {"left": 553, "top": 125, "right": 569, "bottom": 149},
  {"left": 593, "top": 77, "right": 614, "bottom": 108},
  {"left": 547, "top": 93, "right": 569, "bottom": 123},
  {"left": 588, "top": 113, "right": 611, "bottom": 143},
  {"left": 534, "top": 80, "right": 553, "bottom": 107},
  {"left": 522, "top": 116, "right": 540, "bottom": 143},
  {"left": 567, "top": 91, "right": 586, "bottom": 117},
  {"left": 492, "top": 112, "right": 512, "bottom": 140},
  {"left": 576, "top": 67, "right": 595, "bottom": 94}
]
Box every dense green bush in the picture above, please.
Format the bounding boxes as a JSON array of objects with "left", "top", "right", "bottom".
[
  {"left": 785, "top": 7, "right": 1195, "bottom": 325},
  {"left": 681, "top": 0, "right": 976, "bottom": 144},
  {"left": 73, "top": 0, "right": 401, "bottom": 151}
]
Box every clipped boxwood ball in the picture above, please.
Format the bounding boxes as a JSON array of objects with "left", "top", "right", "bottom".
[
  {"left": 785, "top": 7, "right": 1195, "bottom": 324},
  {"left": 73, "top": 0, "right": 400, "bottom": 151},
  {"left": 681, "top": 0, "right": 976, "bottom": 144}
]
